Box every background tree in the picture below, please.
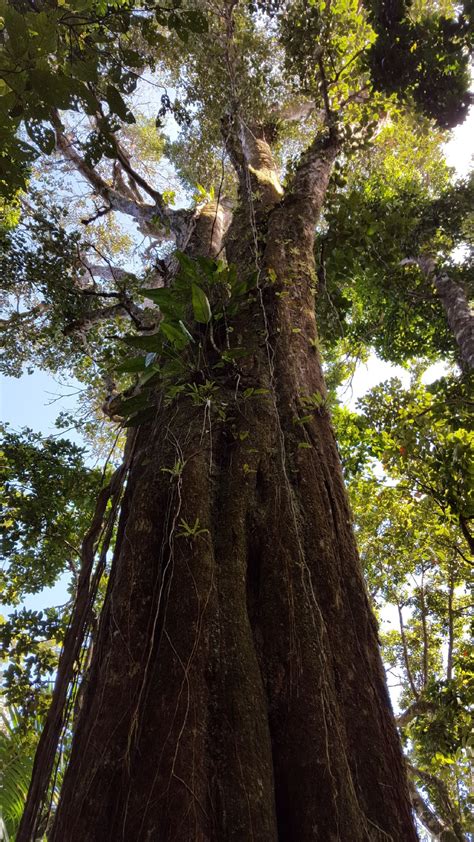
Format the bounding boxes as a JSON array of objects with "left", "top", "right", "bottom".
[{"left": 333, "top": 374, "right": 473, "bottom": 841}]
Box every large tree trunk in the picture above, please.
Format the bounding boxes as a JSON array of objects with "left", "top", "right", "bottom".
[{"left": 49, "top": 136, "right": 417, "bottom": 842}]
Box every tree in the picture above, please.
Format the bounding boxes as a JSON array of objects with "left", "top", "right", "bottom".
[
  {"left": 1, "top": 0, "right": 472, "bottom": 839},
  {"left": 333, "top": 374, "right": 473, "bottom": 841}
]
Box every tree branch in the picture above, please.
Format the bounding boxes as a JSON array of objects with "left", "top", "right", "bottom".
[
  {"left": 51, "top": 111, "right": 186, "bottom": 239},
  {"left": 396, "top": 699, "right": 436, "bottom": 727},
  {"left": 397, "top": 603, "right": 419, "bottom": 700},
  {"left": 401, "top": 258, "right": 474, "bottom": 371},
  {"left": 447, "top": 574, "right": 455, "bottom": 682},
  {"left": 419, "top": 573, "right": 429, "bottom": 690},
  {"left": 459, "top": 515, "right": 474, "bottom": 555},
  {"left": 407, "top": 777, "right": 448, "bottom": 839},
  {"left": 433, "top": 271, "right": 474, "bottom": 372},
  {"left": 408, "top": 764, "right": 467, "bottom": 842},
  {"left": 80, "top": 262, "right": 132, "bottom": 285},
  {"left": 63, "top": 300, "right": 154, "bottom": 335}
]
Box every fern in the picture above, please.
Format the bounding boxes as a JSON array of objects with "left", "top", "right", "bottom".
[{"left": 0, "top": 709, "right": 36, "bottom": 839}]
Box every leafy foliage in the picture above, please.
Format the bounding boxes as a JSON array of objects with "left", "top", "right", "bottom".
[
  {"left": 366, "top": 0, "right": 473, "bottom": 127},
  {"left": 1, "top": 427, "right": 103, "bottom": 603},
  {"left": 317, "top": 160, "right": 473, "bottom": 366},
  {"left": 1, "top": 428, "right": 104, "bottom": 723},
  {"left": 0, "top": 706, "right": 39, "bottom": 838},
  {"left": 0, "top": 0, "right": 208, "bottom": 197},
  {"left": 334, "top": 371, "right": 473, "bottom": 837}
]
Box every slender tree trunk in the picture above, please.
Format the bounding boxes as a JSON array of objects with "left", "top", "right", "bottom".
[
  {"left": 419, "top": 575, "right": 429, "bottom": 689},
  {"left": 17, "top": 451, "right": 133, "bottom": 842},
  {"left": 433, "top": 272, "right": 474, "bottom": 371},
  {"left": 49, "top": 139, "right": 417, "bottom": 841},
  {"left": 397, "top": 603, "right": 419, "bottom": 699},
  {"left": 447, "top": 573, "right": 455, "bottom": 682}
]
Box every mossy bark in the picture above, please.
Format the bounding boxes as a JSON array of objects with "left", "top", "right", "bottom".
[{"left": 50, "top": 141, "right": 417, "bottom": 842}]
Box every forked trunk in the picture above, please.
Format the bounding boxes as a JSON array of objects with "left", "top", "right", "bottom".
[{"left": 49, "top": 139, "right": 417, "bottom": 842}]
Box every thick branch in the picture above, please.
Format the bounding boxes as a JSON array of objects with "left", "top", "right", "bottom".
[
  {"left": 274, "top": 99, "right": 316, "bottom": 122},
  {"left": 80, "top": 262, "right": 132, "bottom": 284},
  {"left": 408, "top": 777, "right": 449, "bottom": 839},
  {"left": 63, "top": 303, "right": 129, "bottom": 334},
  {"left": 433, "top": 272, "right": 474, "bottom": 371},
  {"left": 396, "top": 700, "right": 436, "bottom": 727},
  {"left": 408, "top": 764, "right": 467, "bottom": 842},
  {"left": 223, "top": 115, "right": 283, "bottom": 208},
  {"left": 401, "top": 258, "right": 474, "bottom": 370},
  {"left": 282, "top": 127, "right": 340, "bottom": 229},
  {"left": 51, "top": 111, "right": 185, "bottom": 238},
  {"left": 107, "top": 129, "right": 164, "bottom": 207},
  {"left": 64, "top": 300, "right": 153, "bottom": 335},
  {"left": 459, "top": 515, "right": 474, "bottom": 555}
]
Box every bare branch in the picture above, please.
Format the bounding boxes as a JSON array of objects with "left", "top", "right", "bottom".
[
  {"left": 106, "top": 126, "right": 164, "bottom": 206},
  {"left": 396, "top": 700, "right": 436, "bottom": 727},
  {"left": 63, "top": 299, "right": 154, "bottom": 336},
  {"left": 397, "top": 603, "right": 419, "bottom": 700},
  {"left": 80, "top": 262, "right": 132, "bottom": 284},
  {"left": 51, "top": 111, "right": 186, "bottom": 239},
  {"left": 419, "top": 574, "right": 429, "bottom": 690},
  {"left": 447, "top": 574, "right": 455, "bottom": 682},
  {"left": 0, "top": 302, "right": 49, "bottom": 326},
  {"left": 408, "top": 764, "right": 467, "bottom": 842},
  {"left": 408, "top": 777, "right": 448, "bottom": 839}
]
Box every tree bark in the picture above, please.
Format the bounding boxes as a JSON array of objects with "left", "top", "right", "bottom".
[
  {"left": 48, "top": 143, "right": 417, "bottom": 841},
  {"left": 17, "top": 449, "right": 133, "bottom": 842},
  {"left": 408, "top": 764, "right": 467, "bottom": 842},
  {"left": 408, "top": 778, "right": 450, "bottom": 839},
  {"left": 432, "top": 272, "right": 474, "bottom": 371}
]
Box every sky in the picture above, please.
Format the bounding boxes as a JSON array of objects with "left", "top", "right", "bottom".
[{"left": 1, "top": 107, "right": 472, "bottom": 616}]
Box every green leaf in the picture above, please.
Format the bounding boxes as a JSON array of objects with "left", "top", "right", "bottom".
[
  {"left": 115, "top": 356, "right": 147, "bottom": 373},
  {"left": 123, "top": 407, "right": 156, "bottom": 427},
  {"left": 174, "top": 251, "right": 197, "bottom": 276},
  {"left": 178, "top": 320, "right": 195, "bottom": 343},
  {"left": 160, "top": 321, "right": 191, "bottom": 349},
  {"left": 115, "top": 392, "right": 150, "bottom": 417},
  {"left": 105, "top": 85, "right": 135, "bottom": 124},
  {"left": 24, "top": 120, "right": 55, "bottom": 154},
  {"left": 138, "top": 367, "right": 160, "bottom": 386},
  {"left": 183, "top": 10, "right": 209, "bottom": 33},
  {"left": 191, "top": 283, "right": 211, "bottom": 323},
  {"left": 123, "top": 334, "right": 162, "bottom": 352},
  {"left": 141, "top": 287, "right": 183, "bottom": 318}
]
